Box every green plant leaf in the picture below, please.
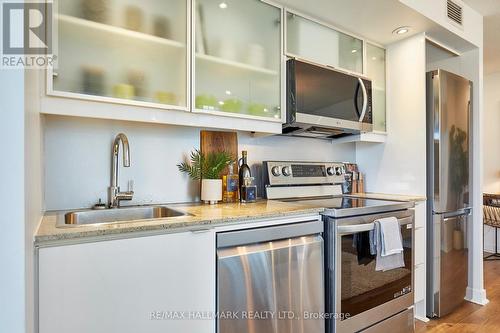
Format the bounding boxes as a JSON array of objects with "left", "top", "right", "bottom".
[{"left": 177, "top": 149, "right": 234, "bottom": 180}]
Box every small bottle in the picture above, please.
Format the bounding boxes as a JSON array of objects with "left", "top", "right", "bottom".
[
  {"left": 222, "top": 163, "right": 239, "bottom": 203},
  {"left": 358, "top": 172, "right": 365, "bottom": 193},
  {"left": 351, "top": 171, "right": 358, "bottom": 194},
  {"left": 238, "top": 151, "right": 251, "bottom": 200},
  {"left": 240, "top": 177, "right": 257, "bottom": 203}
]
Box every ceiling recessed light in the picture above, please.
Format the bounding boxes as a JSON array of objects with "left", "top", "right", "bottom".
[
  {"left": 225, "top": 90, "right": 231, "bottom": 95},
  {"left": 351, "top": 49, "right": 357, "bottom": 53},
  {"left": 219, "top": 2, "right": 227, "bottom": 9},
  {"left": 393, "top": 26, "right": 410, "bottom": 35}
]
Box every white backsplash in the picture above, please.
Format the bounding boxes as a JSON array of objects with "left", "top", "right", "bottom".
[{"left": 44, "top": 115, "right": 356, "bottom": 210}]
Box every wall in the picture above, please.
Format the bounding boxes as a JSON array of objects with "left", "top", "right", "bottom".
[
  {"left": 355, "top": 34, "right": 427, "bottom": 196},
  {"left": 25, "top": 69, "right": 45, "bottom": 333},
  {"left": 482, "top": 72, "right": 500, "bottom": 253},
  {"left": 44, "top": 115, "right": 356, "bottom": 211},
  {"left": 400, "top": 0, "right": 483, "bottom": 48},
  {"left": 0, "top": 69, "right": 26, "bottom": 332}
]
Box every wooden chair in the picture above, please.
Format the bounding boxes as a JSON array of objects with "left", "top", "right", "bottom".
[{"left": 484, "top": 193, "right": 500, "bottom": 260}]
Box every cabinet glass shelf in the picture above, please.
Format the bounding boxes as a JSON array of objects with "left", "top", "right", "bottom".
[
  {"left": 195, "top": 53, "right": 278, "bottom": 76},
  {"left": 57, "top": 14, "right": 186, "bottom": 49}
]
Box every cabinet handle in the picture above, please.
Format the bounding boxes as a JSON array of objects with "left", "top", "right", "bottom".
[{"left": 191, "top": 227, "right": 213, "bottom": 233}]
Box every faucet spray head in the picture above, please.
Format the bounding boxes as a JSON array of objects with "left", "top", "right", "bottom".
[{"left": 115, "top": 133, "right": 130, "bottom": 167}]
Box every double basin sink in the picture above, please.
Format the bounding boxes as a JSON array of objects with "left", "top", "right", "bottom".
[{"left": 59, "top": 205, "right": 191, "bottom": 227}]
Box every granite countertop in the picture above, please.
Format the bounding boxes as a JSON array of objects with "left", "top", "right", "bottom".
[
  {"left": 352, "top": 192, "right": 426, "bottom": 202},
  {"left": 35, "top": 200, "right": 324, "bottom": 245}
]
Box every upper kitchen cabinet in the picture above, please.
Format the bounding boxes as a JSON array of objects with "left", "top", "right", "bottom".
[
  {"left": 286, "top": 11, "right": 363, "bottom": 74},
  {"left": 50, "top": 0, "right": 189, "bottom": 110},
  {"left": 366, "top": 43, "right": 386, "bottom": 132},
  {"left": 193, "top": 0, "right": 282, "bottom": 120}
]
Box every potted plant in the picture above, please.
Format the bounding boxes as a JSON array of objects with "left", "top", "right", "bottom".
[{"left": 177, "top": 149, "right": 233, "bottom": 204}]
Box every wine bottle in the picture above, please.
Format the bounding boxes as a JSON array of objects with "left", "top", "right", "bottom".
[{"left": 238, "top": 151, "right": 251, "bottom": 200}]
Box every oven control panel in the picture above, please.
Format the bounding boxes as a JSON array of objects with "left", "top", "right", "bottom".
[{"left": 264, "top": 161, "right": 345, "bottom": 186}]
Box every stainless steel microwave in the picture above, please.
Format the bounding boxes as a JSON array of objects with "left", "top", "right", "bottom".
[{"left": 283, "top": 59, "right": 373, "bottom": 139}]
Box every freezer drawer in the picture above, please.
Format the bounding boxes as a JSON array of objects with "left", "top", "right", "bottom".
[{"left": 217, "top": 231, "right": 324, "bottom": 333}]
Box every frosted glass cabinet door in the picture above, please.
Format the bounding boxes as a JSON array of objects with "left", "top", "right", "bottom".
[
  {"left": 52, "top": 0, "right": 188, "bottom": 108},
  {"left": 366, "top": 43, "right": 386, "bottom": 132},
  {"left": 194, "top": 0, "right": 281, "bottom": 120},
  {"left": 286, "top": 12, "right": 363, "bottom": 74}
]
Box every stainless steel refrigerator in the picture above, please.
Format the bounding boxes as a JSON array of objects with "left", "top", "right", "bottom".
[{"left": 426, "top": 69, "right": 472, "bottom": 318}]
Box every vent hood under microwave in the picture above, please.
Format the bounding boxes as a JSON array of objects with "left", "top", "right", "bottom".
[{"left": 283, "top": 59, "right": 373, "bottom": 139}]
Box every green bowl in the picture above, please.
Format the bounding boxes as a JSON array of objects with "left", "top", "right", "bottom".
[
  {"left": 247, "top": 103, "right": 271, "bottom": 117},
  {"left": 221, "top": 99, "right": 243, "bottom": 113},
  {"left": 195, "top": 94, "right": 217, "bottom": 110}
]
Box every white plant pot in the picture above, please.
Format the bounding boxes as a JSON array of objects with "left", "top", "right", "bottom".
[{"left": 201, "top": 179, "right": 222, "bottom": 205}]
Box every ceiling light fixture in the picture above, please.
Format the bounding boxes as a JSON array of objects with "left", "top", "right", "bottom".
[
  {"left": 393, "top": 26, "right": 410, "bottom": 35},
  {"left": 351, "top": 49, "right": 357, "bottom": 53},
  {"left": 219, "top": 2, "right": 227, "bottom": 9}
]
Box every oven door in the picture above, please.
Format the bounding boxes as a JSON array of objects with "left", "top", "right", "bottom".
[
  {"left": 287, "top": 59, "right": 373, "bottom": 133},
  {"left": 331, "top": 212, "right": 414, "bottom": 333}
]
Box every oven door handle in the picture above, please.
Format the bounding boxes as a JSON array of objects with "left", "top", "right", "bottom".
[{"left": 336, "top": 216, "right": 413, "bottom": 235}]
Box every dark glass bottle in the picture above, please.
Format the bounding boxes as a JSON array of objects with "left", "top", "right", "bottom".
[{"left": 238, "top": 151, "right": 251, "bottom": 199}]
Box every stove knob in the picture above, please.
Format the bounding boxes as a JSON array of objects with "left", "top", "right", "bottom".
[
  {"left": 282, "top": 166, "right": 292, "bottom": 177},
  {"left": 271, "top": 166, "right": 281, "bottom": 177},
  {"left": 326, "top": 167, "right": 335, "bottom": 176},
  {"left": 335, "top": 167, "right": 344, "bottom": 176}
]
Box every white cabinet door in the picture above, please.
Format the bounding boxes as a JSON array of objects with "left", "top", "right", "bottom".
[
  {"left": 38, "top": 231, "right": 215, "bottom": 333},
  {"left": 52, "top": 0, "right": 189, "bottom": 110},
  {"left": 286, "top": 11, "right": 363, "bottom": 74},
  {"left": 413, "top": 202, "right": 427, "bottom": 312},
  {"left": 366, "top": 43, "right": 386, "bottom": 132},
  {"left": 194, "top": 0, "right": 282, "bottom": 120}
]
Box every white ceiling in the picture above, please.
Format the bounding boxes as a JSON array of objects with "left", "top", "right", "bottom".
[
  {"left": 462, "top": 0, "right": 500, "bottom": 16},
  {"left": 277, "top": 0, "right": 436, "bottom": 45},
  {"left": 461, "top": 0, "right": 500, "bottom": 74}
]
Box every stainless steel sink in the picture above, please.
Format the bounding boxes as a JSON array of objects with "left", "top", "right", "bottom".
[{"left": 58, "top": 206, "right": 191, "bottom": 227}]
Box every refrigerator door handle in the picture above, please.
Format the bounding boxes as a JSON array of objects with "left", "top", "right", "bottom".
[{"left": 433, "top": 207, "right": 472, "bottom": 218}]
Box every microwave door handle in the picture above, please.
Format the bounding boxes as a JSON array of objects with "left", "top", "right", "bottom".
[
  {"left": 358, "top": 78, "right": 368, "bottom": 122},
  {"left": 354, "top": 82, "right": 361, "bottom": 118}
]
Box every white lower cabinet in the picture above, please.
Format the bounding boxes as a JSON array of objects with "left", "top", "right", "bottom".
[
  {"left": 38, "top": 230, "right": 215, "bottom": 333},
  {"left": 414, "top": 201, "right": 427, "bottom": 319}
]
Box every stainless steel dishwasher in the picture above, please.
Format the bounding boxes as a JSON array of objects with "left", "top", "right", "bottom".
[{"left": 217, "top": 219, "right": 325, "bottom": 333}]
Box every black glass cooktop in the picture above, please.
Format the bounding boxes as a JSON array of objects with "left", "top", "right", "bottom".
[{"left": 281, "top": 196, "right": 413, "bottom": 217}]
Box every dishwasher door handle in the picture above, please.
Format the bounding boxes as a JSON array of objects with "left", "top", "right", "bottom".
[{"left": 217, "top": 219, "right": 323, "bottom": 248}]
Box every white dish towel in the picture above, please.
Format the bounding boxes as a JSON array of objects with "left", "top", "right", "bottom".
[{"left": 369, "top": 217, "right": 405, "bottom": 271}]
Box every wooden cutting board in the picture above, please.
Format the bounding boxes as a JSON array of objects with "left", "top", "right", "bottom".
[{"left": 200, "top": 130, "right": 239, "bottom": 175}]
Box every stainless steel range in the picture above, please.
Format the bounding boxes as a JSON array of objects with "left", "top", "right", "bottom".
[{"left": 264, "top": 161, "right": 416, "bottom": 333}]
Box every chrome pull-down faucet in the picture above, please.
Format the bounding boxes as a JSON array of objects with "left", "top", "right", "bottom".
[{"left": 109, "top": 133, "right": 134, "bottom": 208}]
